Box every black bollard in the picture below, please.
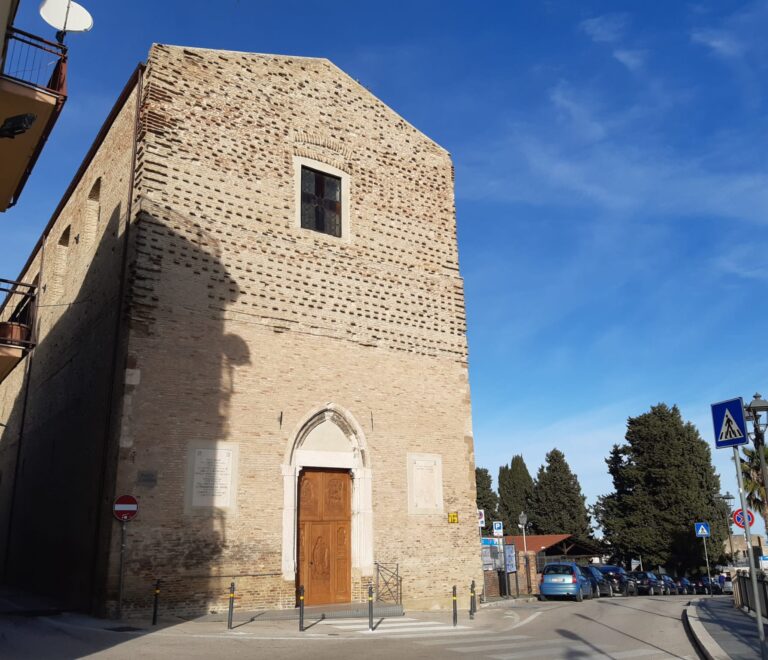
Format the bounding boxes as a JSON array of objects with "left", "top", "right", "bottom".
[
  {"left": 469, "top": 579, "right": 476, "bottom": 620},
  {"left": 368, "top": 584, "right": 374, "bottom": 631},
  {"left": 299, "top": 585, "right": 305, "bottom": 632},
  {"left": 152, "top": 579, "right": 160, "bottom": 626},
  {"left": 227, "top": 581, "right": 235, "bottom": 630},
  {"left": 452, "top": 585, "right": 457, "bottom": 627}
]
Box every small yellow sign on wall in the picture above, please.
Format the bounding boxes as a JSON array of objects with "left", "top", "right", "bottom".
[{"left": 448, "top": 512, "right": 459, "bottom": 523}]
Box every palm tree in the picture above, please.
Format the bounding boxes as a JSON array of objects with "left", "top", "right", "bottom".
[{"left": 740, "top": 446, "right": 768, "bottom": 524}]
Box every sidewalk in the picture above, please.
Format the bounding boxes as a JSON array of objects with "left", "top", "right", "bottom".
[{"left": 685, "top": 596, "right": 764, "bottom": 659}]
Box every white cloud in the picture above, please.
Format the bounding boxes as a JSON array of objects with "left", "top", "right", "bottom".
[
  {"left": 691, "top": 28, "right": 746, "bottom": 58},
  {"left": 549, "top": 82, "right": 606, "bottom": 141},
  {"left": 613, "top": 49, "right": 646, "bottom": 71},
  {"left": 456, "top": 81, "right": 768, "bottom": 225},
  {"left": 579, "top": 14, "right": 628, "bottom": 44}
]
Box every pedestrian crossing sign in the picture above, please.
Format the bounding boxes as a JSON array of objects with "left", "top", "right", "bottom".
[
  {"left": 711, "top": 397, "right": 749, "bottom": 449},
  {"left": 695, "top": 522, "right": 710, "bottom": 538}
]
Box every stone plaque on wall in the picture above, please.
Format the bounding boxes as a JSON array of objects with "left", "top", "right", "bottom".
[
  {"left": 185, "top": 442, "right": 239, "bottom": 513},
  {"left": 407, "top": 453, "right": 444, "bottom": 515}
]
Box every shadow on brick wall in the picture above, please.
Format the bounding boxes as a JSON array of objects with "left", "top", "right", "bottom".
[{"left": 0, "top": 197, "right": 248, "bottom": 649}]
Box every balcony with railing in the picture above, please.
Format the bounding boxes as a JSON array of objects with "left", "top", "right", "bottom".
[
  {"left": 0, "top": 278, "right": 37, "bottom": 383},
  {"left": 2, "top": 27, "right": 67, "bottom": 95},
  {"left": 0, "top": 27, "right": 68, "bottom": 210}
]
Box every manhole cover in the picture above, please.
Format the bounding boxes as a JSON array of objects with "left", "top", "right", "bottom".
[{"left": 106, "top": 626, "right": 143, "bottom": 632}]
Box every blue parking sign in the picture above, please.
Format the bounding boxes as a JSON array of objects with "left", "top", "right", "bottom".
[{"left": 711, "top": 398, "right": 749, "bottom": 449}]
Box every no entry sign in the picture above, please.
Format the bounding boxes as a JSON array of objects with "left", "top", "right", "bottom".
[
  {"left": 113, "top": 495, "right": 139, "bottom": 521},
  {"left": 733, "top": 508, "right": 755, "bottom": 529}
]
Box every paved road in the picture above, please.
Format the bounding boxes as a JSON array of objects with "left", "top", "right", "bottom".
[{"left": 0, "top": 595, "right": 699, "bottom": 659}]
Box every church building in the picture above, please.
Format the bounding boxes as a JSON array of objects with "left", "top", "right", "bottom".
[{"left": 0, "top": 44, "right": 480, "bottom": 616}]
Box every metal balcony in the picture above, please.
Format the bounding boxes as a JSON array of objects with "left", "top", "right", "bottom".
[
  {"left": 0, "top": 277, "right": 37, "bottom": 383},
  {"left": 0, "top": 27, "right": 67, "bottom": 211}
]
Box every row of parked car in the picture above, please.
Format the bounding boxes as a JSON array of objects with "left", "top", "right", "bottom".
[{"left": 539, "top": 562, "right": 733, "bottom": 601}]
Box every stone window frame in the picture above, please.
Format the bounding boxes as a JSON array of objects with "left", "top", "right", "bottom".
[{"left": 292, "top": 155, "right": 352, "bottom": 242}]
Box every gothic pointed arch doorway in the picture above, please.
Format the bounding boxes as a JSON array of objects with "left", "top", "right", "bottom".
[{"left": 281, "top": 404, "right": 373, "bottom": 606}]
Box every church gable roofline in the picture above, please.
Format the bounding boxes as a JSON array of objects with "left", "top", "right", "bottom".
[{"left": 148, "top": 43, "right": 450, "bottom": 157}]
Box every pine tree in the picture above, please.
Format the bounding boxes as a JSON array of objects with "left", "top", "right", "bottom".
[
  {"left": 475, "top": 467, "right": 499, "bottom": 535},
  {"left": 528, "top": 448, "right": 591, "bottom": 541},
  {"left": 497, "top": 455, "right": 534, "bottom": 534},
  {"left": 595, "top": 404, "right": 728, "bottom": 575}
]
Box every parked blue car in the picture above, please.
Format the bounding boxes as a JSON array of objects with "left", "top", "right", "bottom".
[{"left": 539, "top": 562, "right": 591, "bottom": 602}]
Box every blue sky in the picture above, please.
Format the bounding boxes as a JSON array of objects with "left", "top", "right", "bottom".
[{"left": 4, "top": 1, "right": 768, "bottom": 535}]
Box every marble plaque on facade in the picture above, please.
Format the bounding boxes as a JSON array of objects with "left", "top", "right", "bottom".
[
  {"left": 407, "top": 453, "right": 444, "bottom": 515},
  {"left": 185, "top": 442, "right": 239, "bottom": 513}
]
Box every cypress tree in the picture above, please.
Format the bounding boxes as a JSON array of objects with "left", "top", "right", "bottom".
[
  {"left": 475, "top": 467, "right": 499, "bottom": 535},
  {"left": 498, "top": 455, "right": 534, "bottom": 534},
  {"left": 596, "top": 404, "right": 728, "bottom": 575},
  {"left": 528, "top": 448, "right": 591, "bottom": 541}
]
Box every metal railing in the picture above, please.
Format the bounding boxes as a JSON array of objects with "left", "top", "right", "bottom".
[
  {"left": 734, "top": 570, "right": 768, "bottom": 618},
  {"left": 0, "top": 278, "right": 37, "bottom": 350},
  {"left": 2, "top": 27, "right": 67, "bottom": 96},
  {"left": 375, "top": 562, "right": 402, "bottom": 605}
]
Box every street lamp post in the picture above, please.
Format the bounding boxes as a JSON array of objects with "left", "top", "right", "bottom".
[
  {"left": 518, "top": 512, "right": 530, "bottom": 595},
  {"left": 721, "top": 491, "right": 735, "bottom": 563},
  {"left": 746, "top": 393, "right": 768, "bottom": 526},
  {"left": 518, "top": 512, "right": 528, "bottom": 555},
  {"left": 742, "top": 394, "right": 768, "bottom": 660}
]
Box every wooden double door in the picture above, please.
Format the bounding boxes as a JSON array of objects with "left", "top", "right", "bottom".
[{"left": 298, "top": 469, "right": 351, "bottom": 605}]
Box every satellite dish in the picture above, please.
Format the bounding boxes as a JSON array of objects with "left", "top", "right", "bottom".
[{"left": 39, "top": 0, "right": 93, "bottom": 33}]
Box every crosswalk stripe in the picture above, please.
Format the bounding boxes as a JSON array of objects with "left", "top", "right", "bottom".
[
  {"left": 331, "top": 621, "right": 446, "bottom": 629},
  {"left": 359, "top": 625, "right": 469, "bottom": 634},
  {"left": 318, "top": 618, "right": 418, "bottom": 625},
  {"left": 372, "top": 629, "right": 493, "bottom": 640}
]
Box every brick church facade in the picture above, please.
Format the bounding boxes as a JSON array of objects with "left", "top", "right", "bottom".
[{"left": 0, "top": 45, "right": 480, "bottom": 616}]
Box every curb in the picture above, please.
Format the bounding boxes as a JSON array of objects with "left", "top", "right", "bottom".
[
  {"left": 479, "top": 597, "right": 538, "bottom": 609},
  {"left": 682, "top": 600, "right": 729, "bottom": 660}
]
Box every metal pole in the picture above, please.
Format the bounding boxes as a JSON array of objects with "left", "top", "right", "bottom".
[
  {"left": 368, "top": 584, "right": 373, "bottom": 631},
  {"left": 522, "top": 524, "right": 527, "bottom": 555},
  {"left": 734, "top": 446, "right": 767, "bottom": 658},
  {"left": 117, "top": 521, "right": 126, "bottom": 618},
  {"left": 152, "top": 579, "right": 160, "bottom": 626},
  {"left": 452, "top": 585, "right": 457, "bottom": 627},
  {"left": 227, "top": 581, "right": 235, "bottom": 630},
  {"left": 299, "top": 585, "right": 305, "bottom": 632},
  {"left": 522, "top": 526, "right": 528, "bottom": 595},
  {"left": 501, "top": 539, "right": 509, "bottom": 598},
  {"left": 469, "top": 580, "right": 476, "bottom": 620},
  {"left": 727, "top": 517, "right": 735, "bottom": 563},
  {"left": 702, "top": 536, "right": 713, "bottom": 598}
]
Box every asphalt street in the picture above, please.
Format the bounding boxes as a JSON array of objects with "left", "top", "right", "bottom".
[{"left": 0, "top": 595, "right": 700, "bottom": 659}]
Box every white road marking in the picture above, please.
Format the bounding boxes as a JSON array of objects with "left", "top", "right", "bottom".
[
  {"left": 318, "top": 617, "right": 419, "bottom": 624},
  {"left": 508, "top": 611, "right": 543, "bottom": 629},
  {"left": 360, "top": 625, "right": 469, "bottom": 634},
  {"left": 331, "top": 621, "right": 446, "bottom": 630},
  {"left": 379, "top": 629, "right": 493, "bottom": 640}
]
